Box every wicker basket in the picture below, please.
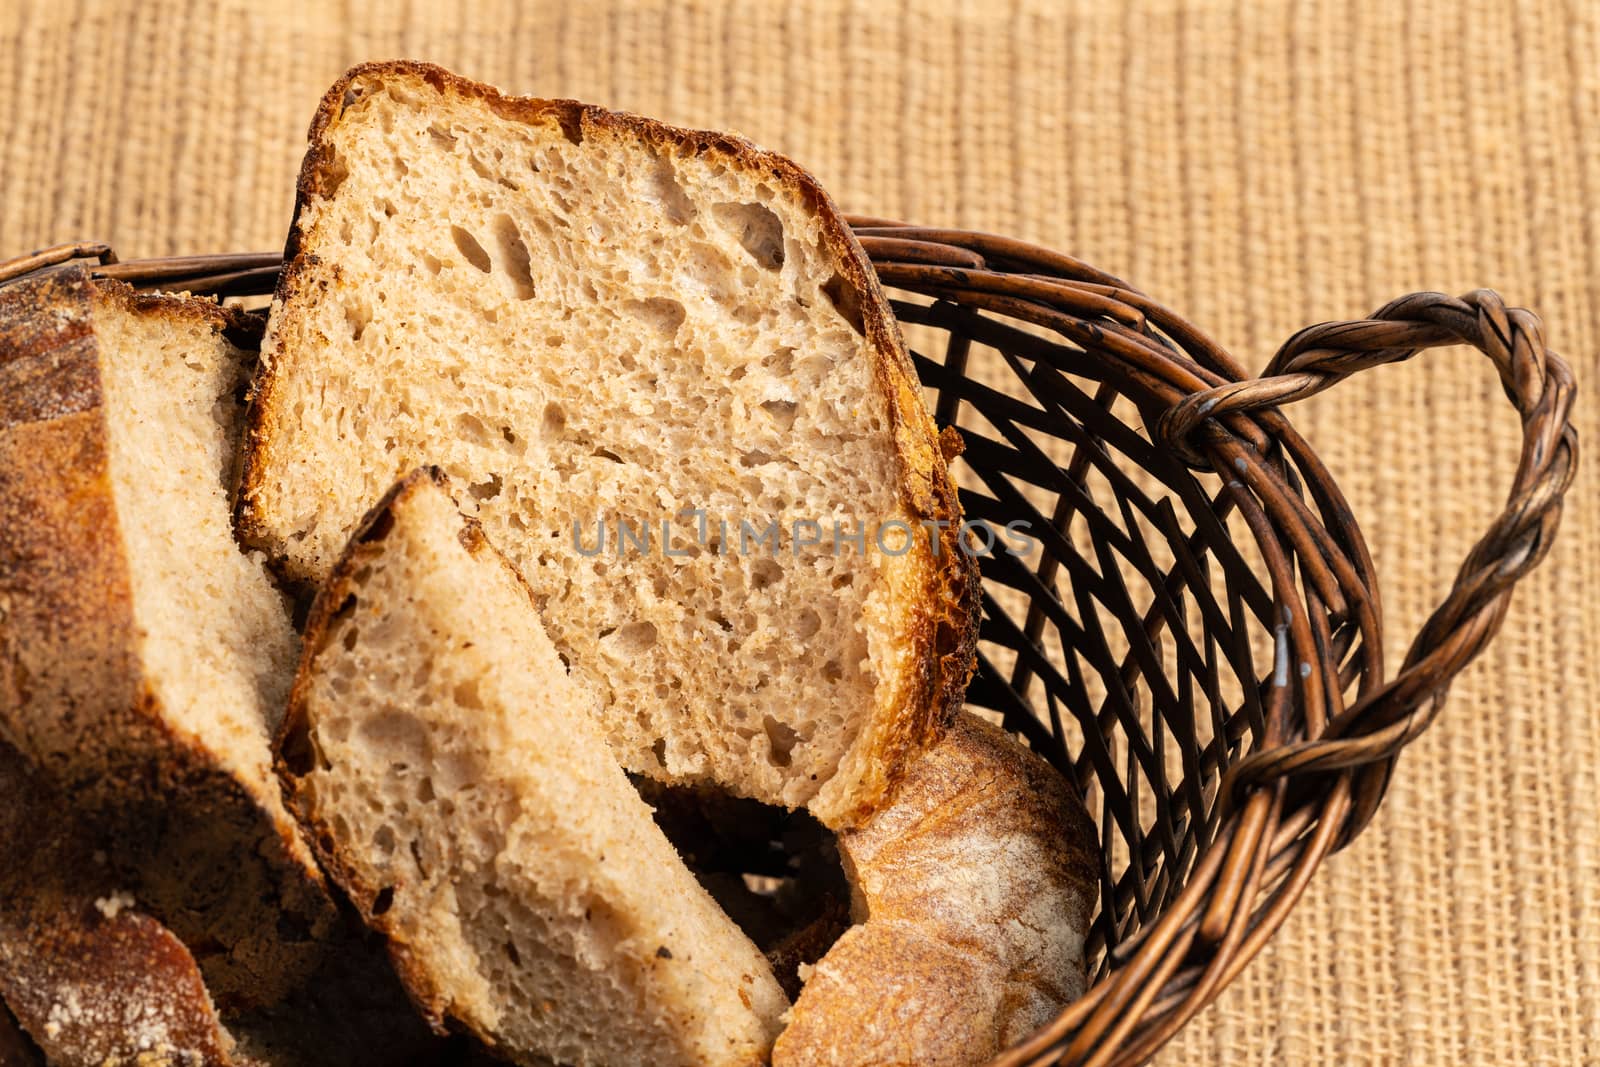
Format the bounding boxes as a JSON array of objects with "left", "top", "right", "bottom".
[{"left": 0, "top": 234, "right": 1577, "bottom": 1067}]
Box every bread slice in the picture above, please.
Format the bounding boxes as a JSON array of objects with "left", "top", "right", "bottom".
[
  {"left": 239, "top": 61, "right": 977, "bottom": 828},
  {"left": 278, "top": 468, "right": 788, "bottom": 1067},
  {"left": 0, "top": 268, "right": 332, "bottom": 1006},
  {"left": 0, "top": 741, "right": 239, "bottom": 1067},
  {"left": 772, "top": 712, "right": 1100, "bottom": 1066}
]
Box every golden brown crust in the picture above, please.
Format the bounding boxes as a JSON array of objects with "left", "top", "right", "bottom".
[
  {"left": 239, "top": 61, "right": 979, "bottom": 829},
  {"left": 773, "top": 713, "right": 1100, "bottom": 1067},
  {"left": 0, "top": 269, "right": 334, "bottom": 1009},
  {"left": 0, "top": 743, "right": 236, "bottom": 1067}
]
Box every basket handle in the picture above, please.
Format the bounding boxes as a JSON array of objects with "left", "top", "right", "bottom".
[{"left": 1159, "top": 291, "right": 1577, "bottom": 799}]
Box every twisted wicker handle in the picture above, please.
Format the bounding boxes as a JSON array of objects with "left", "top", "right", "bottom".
[{"left": 1160, "top": 291, "right": 1577, "bottom": 805}]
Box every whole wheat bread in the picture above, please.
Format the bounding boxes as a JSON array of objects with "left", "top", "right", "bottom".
[
  {"left": 239, "top": 61, "right": 977, "bottom": 828},
  {"left": 0, "top": 268, "right": 333, "bottom": 1006},
  {"left": 278, "top": 469, "right": 788, "bottom": 1067}
]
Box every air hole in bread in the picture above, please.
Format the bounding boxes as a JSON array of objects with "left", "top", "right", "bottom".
[
  {"left": 592, "top": 447, "right": 624, "bottom": 464},
  {"left": 713, "top": 202, "right": 785, "bottom": 271},
  {"left": 764, "top": 347, "right": 794, "bottom": 377},
  {"left": 751, "top": 559, "right": 782, "bottom": 590},
  {"left": 740, "top": 449, "right": 773, "bottom": 468},
  {"left": 341, "top": 624, "right": 361, "bottom": 652},
  {"left": 468, "top": 473, "right": 503, "bottom": 501},
  {"left": 820, "top": 273, "right": 865, "bottom": 335},
  {"left": 344, "top": 300, "right": 372, "bottom": 342},
  {"left": 371, "top": 886, "right": 395, "bottom": 916},
  {"left": 794, "top": 610, "right": 821, "bottom": 640},
  {"left": 503, "top": 941, "right": 522, "bottom": 966},
  {"left": 624, "top": 297, "right": 686, "bottom": 338},
  {"left": 453, "top": 679, "right": 484, "bottom": 710},
  {"left": 421, "top": 252, "right": 442, "bottom": 276},
  {"left": 760, "top": 400, "right": 797, "bottom": 431},
  {"left": 821, "top": 660, "right": 843, "bottom": 683},
  {"left": 541, "top": 402, "right": 566, "bottom": 437},
  {"left": 652, "top": 737, "right": 668, "bottom": 767},
  {"left": 466, "top": 151, "right": 496, "bottom": 183},
  {"left": 763, "top": 716, "right": 799, "bottom": 767},
  {"left": 321, "top": 146, "right": 351, "bottom": 197},
  {"left": 454, "top": 412, "right": 492, "bottom": 445},
  {"left": 490, "top": 214, "right": 536, "bottom": 299},
  {"left": 428, "top": 124, "right": 457, "bottom": 149},
  {"left": 373, "top": 824, "right": 396, "bottom": 854},
  {"left": 614, "top": 622, "right": 658, "bottom": 654},
  {"left": 450, "top": 226, "right": 492, "bottom": 272},
  {"left": 647, "top": 154, "right": 694, "bottom": 224}
]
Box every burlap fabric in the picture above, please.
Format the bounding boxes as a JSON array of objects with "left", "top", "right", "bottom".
[{"left": 1, "top": 1, "right": 1593, "bottom": 1062}]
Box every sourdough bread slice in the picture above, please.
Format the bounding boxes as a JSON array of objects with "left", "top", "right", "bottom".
[
  {"left": 278, "top": 469, "right": 788, "bottom": 1067},
  {"left": 0, "top": 268, "right": 332, "bottom": 1006},
  {"left": 0, "top": 742, "right": 239, "bottom": 1067},
  {"left": 239, "top": 61, "right": 978, "bottom": 828}
]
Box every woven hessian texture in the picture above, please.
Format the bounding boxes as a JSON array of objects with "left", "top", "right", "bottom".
[{"left": 2, "top": 1, "right": 1594, "bottom": 1063}]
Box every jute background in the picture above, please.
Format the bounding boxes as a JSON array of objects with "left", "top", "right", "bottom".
[{"left": 2, "top": 0, "right": 1594, "bottom": 1062}]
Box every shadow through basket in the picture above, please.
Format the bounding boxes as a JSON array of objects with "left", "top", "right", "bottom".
[{"left": 1, "top": 230, "right": 1577, "bottom": 1067}]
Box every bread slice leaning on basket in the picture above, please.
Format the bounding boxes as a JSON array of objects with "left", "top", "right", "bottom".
[
  {"left": 277, "top": 468, "right": 789, "bottom": 1067},
  {"left": 773, "top": 712, "right": 1101, "bottom": 1067},
  {"left": 0, "top": 268, "right": 333, "bottom": 1007},
  {"left": 236, "top": 60, "right": 978, "bottom": 830}
]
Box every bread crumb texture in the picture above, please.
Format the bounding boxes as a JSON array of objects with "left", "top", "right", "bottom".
[
  {"left": 283, "top": 471, "right": 787, "bottom": 1067},
  {"left": 247, "top": 63, "right": 970, "bottom": 827}
]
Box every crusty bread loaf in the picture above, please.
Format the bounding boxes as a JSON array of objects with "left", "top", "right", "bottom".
[
  {"left": 238, "top": 60, "right": 978, "bottom": 828},
  {"left": 0, "top": 268, "right": 333, "bottom": 1006},
  {"left": 773, "top": 712, "right": 1100, "bottom": 1067},
  {"left": 278, "top": 469, "right": 788, "bottom": 1067},
  {"left": 0, "top": 742, "right": 238, "bottom": 1067}
]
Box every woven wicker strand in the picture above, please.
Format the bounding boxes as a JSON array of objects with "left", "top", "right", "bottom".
[{"left": 0, "top": 234, "right": 1575, "bottom": 1067}]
